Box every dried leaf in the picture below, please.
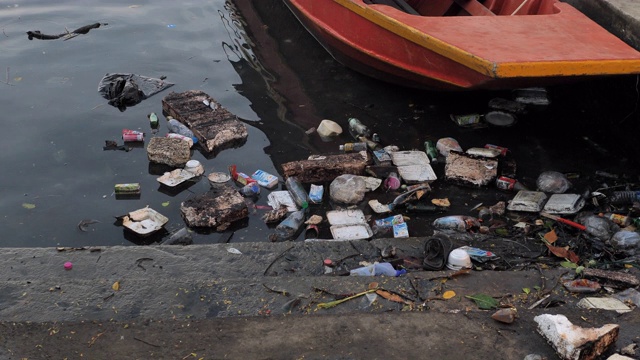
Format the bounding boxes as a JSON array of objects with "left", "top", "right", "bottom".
[
  {"left": 465, "top": 293, "right": 498, "bottom": 309},
  {"left": 112, "top": 281, "right": 120, "bottom": 291},
  {"left": 545, "top": 244, "right": 580, "bottom": 263},
  {"left": 432, "top": 198, "right": 450, "bottom": 207},
  {"left": 375, "top": 289, "right": 412, "bottom": 304},
  {"left": 543, "top": 229, "right": 558, "bottom": 244},
  {"left": 442, "top": 290, "right": 456, "bottom": 299}
]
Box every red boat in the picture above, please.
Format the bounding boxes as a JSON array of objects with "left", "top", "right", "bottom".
[{"left": 283, "top": 0, "right": 640, "bottom": 90}]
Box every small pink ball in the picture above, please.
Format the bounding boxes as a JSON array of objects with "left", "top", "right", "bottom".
[{"left": 64, "top": 262, "right": 73, "bottom": 270}]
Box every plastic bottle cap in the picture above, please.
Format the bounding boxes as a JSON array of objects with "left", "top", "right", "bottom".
[
  {"left": 323, "top": 259, "right": 334, "bottom": 267},
  {"left": 64, "top": 262, "right": 73, "bottom": 270},
  {"left": 186, "top": 160, "right": 200, "bottom": 168}
]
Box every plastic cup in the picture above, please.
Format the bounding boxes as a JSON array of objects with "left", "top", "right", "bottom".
[{"left": 446, "top": 248, "right": 471, "bottom": 270}]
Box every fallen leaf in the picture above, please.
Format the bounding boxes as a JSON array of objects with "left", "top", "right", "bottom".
[
  {"left": 22, "top": 203, "right": 36, "bottom": 209},
  {"left": 465, "top": 293, "right": 499, "bottom": 310},
  {"left": 112, "top": 281, "right": 120, "bottom": 291},
  {"left": 431, "top": 198, "right": 450, "bottom": 207},
  {"left": 375, "top": 289, "right": 412, "bottom": 304},
  {"left": 522, "top": 288, "right": 530, "bottom": 294},
  {"left": 162, "top": 201, "right": 170, "bottom": 207},
  {"left": 560, "top": 261, "right": 577, "bottom": 269},
  {"left": 545, "top": 244, "right": 580, "bottom": 263},
  {"left": 13, "top": 77, "right": 22, "bottom": 82},
  {"left": 442, "top": 290, "right": 456, "bottom": 299},
  {"left": 543, "top": 229, "right": 558, "bottom": 244}
]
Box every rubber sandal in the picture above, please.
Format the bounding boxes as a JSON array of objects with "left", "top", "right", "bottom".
[{"left": 422, "top": 234, "right": 453, "bottom": 270}]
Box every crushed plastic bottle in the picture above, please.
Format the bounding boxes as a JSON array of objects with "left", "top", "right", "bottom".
[
  {"left": 348, "top": 117, "right": 371, "bottom": 140},
  {"left": 269, "top": 209, "right": 306, "bottom": 242},
  {"left": 349, "top": 263, "right": 406, "bottom": 277},
  {"left": 433, "top": 215, "right": 481, "bottom": 232},
  {"left": 285, "top": 177, "right": 309, "bottom": 209},
  {"left": 167, "top": 116, "right": 198, "bottom": 144}
]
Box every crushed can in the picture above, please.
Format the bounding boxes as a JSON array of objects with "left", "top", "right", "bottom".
[
  {"left": 122, "top": 129, "right": 144, "bottom": 142},
  {"left": 114, "top": 183, "right": 141, "bottom": 195}
]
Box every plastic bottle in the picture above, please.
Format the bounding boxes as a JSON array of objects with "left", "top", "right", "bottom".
[
  {"left": 349, "top": 263, "right": 406, "bottom": 277},
  {"left": 383, "top": 172, "right": 401, "bottom": 191},
  {"left": 608, "top": 191, "right": 640, "bottom": 205},
  {"left": 424, "top": 140, "right": 438, "bottom": 163},
  {"left": 285, "top": 176, "right": 309, "bottom": 209},
  {"left": 167, "top": 116, "right": 198, "bottom": 144},
  {"left": 600, "top": 212, "right": 630, "bottom": 227},
  {"left": 348, "top": 117, "right": 371, "bottom": 140},
  {"left": 239, "top": 182, "right": 260, "bottom": 197},
  {"left": 148, "top": 112, "right": 159, "bottom": 129},
  {"left": 433, "top": 215, "right": 481, "bottom": 232},
  {"left": 270, "top": 209, "right": 306, "bottom": 242},
  {"left": 357, "top": 136, "right": 382, "bottom": 151},
  {"left": 339, "top": 142, "right": 367, "bottom": 152}
]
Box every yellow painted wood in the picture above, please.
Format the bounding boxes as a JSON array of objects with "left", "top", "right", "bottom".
[{"left": 334, "top": 0, "right": 640, "bottom": 78}]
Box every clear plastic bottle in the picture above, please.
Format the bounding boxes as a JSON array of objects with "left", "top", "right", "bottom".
[
  {"left": 167, "top": 116, "right": 198, "bottom": 144},
  {"left": 339, "top": 142, "right": 367, "bottom": 152},
  {"left": 348, "top": 117, "right": 371, "bottom": 140},
  {"left": 285, "top": 176, "right": 309, "bottom": 209},
  {"left": 270, "top": 209, "right": 306, "bottom": 242},
  {"left": 349, "top": 263, "right": 406, "bottom": 277},
  {"left": 433, "top": 215, "right": 481, "bottom": 232}
]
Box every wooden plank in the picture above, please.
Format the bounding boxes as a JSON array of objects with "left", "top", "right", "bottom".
[{"left": 452, "top": 0, "right": 496, "bottom": 16}]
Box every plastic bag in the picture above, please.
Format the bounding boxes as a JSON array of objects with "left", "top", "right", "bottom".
[
  {"left": 609, "top": 230, "right": 640, "bottom": 256},
  {"left": 329, "top": 174, "right": 366, "bottom": 204},
  {"left": 98, "top": 73, "right": 174, "bottom": 111},
  {"left": 536, "top": 171, "right": 571, "bottom": 193}
]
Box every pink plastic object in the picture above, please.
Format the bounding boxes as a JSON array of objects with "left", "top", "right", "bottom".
[{"left": 64, "top": 261, "right": 73, "bottom": 270}]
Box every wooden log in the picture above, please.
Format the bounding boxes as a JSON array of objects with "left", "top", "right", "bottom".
[
  {"left": 583, "top": 268, "right": 639, "bottom": 287},
  {"left": 180, "top": 187, "right": 248, "bottom": 229},
  {"left": 162, "top": 90, "right": 248, "bottom": 154},
  {"left": 281, "top": 153, "right": 371, "bottom": 183}
]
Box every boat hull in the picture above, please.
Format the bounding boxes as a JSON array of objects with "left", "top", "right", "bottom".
[{"left": 283, "top": 0, "right": 640, "bottom": 90}]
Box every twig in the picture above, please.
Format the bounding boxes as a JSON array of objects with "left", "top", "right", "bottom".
[
  {"left": 500, "top": 238, "right": 531, "bottom": 251},
  {"left": 262, "top": 283, "right": 288, "bottom": 296},
  {"left": 263, "top": 246, "right": 294, "bottom": 275},
  {"left": 88, "top": 332, "right": 104, "bottom": 347},
  {"left": 134, "top": 336, "right": 161, "bottom": 348},
  {"left": 528, "top": 294, "right": 551, "bottom": 310}
]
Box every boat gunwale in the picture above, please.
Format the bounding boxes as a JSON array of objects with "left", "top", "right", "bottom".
[{"left": 333, "top": 0, "right": 640, "bottom": 78}]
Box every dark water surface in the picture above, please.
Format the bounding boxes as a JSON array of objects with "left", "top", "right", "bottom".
[{"left": 1, "top": 1, "right": 639, "bottom": 247}]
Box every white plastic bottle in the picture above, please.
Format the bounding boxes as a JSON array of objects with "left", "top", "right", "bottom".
[{"left": 167, "top": 116, "right": 198, "bottom": 144}]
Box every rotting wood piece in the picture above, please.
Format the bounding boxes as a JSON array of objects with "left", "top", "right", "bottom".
[
  {"left": 281, "top": 153, "right": 370, "bottom": 183},
  {"left": 583, "top": 268, "right": 639, "bottom": 287},
  {"left": 180, "top": 187, "right": 248, "bottom": 229},
  {"left": 162, "top": 90, "right": 248, "bottom": 154}
]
